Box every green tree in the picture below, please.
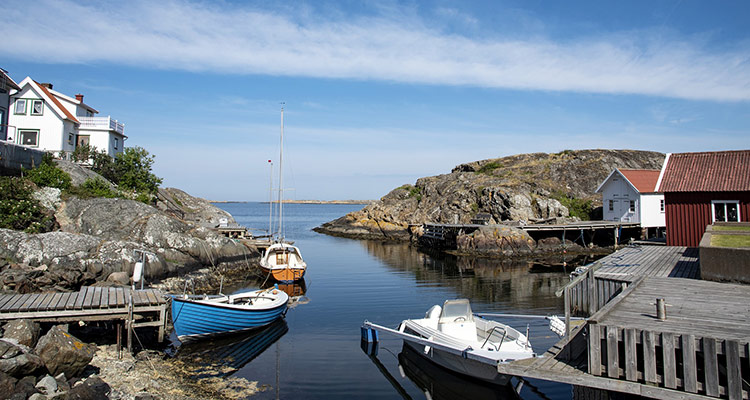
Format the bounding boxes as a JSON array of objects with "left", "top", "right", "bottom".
[
  {"left": 114, "top": 147, "right": 162, "bottom": 194},
  {"left": 91, "top": 146, "right": 162, "bottom": 194}
]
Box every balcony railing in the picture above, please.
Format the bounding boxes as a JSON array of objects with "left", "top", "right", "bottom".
[{"left": 78, "top": 116, "right": 125, "bottom": 134}]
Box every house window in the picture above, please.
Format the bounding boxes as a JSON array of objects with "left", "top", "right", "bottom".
[
  {"left": 114, "top": 137, "right": 119, "bottom": 150},
  {"left": 18, "top": 130, "right": 39, "bottom": 147},
  {"left": 660, "top": 199, "right": 665, "bottom": 212},
  {"left": 712, "top": 200, "right": 740, "bottom": 222},
  {"left": 629, "top": 200, "right": 635, "bottom": 213},
  {"left": 68, "top": 133, "right": 75, "bottom": 146},
  {"left": 31, "top": 100, "right": 44, "bottom": 116},
  {"left": 608, "top": 200, "right": 614, "bottom": 211},
  {"left": 14, "top": 99, "right": 26, "bottom": 114}
]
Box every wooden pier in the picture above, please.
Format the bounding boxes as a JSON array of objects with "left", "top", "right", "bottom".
[
  {"left": 569, "top": 245, "right": 700, "bottom": 314},
  {"left": 420, "top": 221, "right": 641, "bottom": 249},
  {"left": 0, "top": 286, "right": 169, "bottom": 343},
  {"left": 501, "top": 245, "right": 749, "bottom": 400}
]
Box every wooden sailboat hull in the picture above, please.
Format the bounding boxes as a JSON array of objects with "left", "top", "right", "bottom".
[{"left": 259, "top": 266, "right": 306, "bottom": 282}]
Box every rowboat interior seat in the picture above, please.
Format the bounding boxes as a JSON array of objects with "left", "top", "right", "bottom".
[{"left": 438, "top": 299, "right": 477, "bottom": 342}]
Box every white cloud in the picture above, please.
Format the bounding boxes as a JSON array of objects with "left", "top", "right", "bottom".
[{"left": 2, "top": 0, "right": 749, "bottom": 102}]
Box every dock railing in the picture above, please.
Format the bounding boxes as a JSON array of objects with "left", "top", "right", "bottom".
[{"left": 585, "top": 280, "right": 749, "bottom": 400}]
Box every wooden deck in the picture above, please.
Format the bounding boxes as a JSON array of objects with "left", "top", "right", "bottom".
[
  {"left": 568, "top": 245, "right": 700, "bottom": 315},
  {"left": 595, "top": 245, "right": 700, "bottom": 281},
  {"left": 0, "top": 287, "right": 168, "bottom": 342},
  {"left": 506, "top": 277, "right": 750, "bottom": 399}
]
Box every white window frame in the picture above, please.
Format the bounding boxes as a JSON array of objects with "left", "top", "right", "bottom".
[
  {"left": 608, "top": 199, "right": 614, "bottom": 211},
  {"left": 660, "top": 199, "right": 665, "bottom": 213},
  {"left": 18, "top": 129, "right": 39, "bottom": 147},
  {"left": 629, "top": 200, "right": 635, "bottom": 213},
  {"left": 30, "top": 99, "right": 44, "bottom": 116},
  {"left": 114, "top": 137, "right": 119, "bottom": 150},
  {"left": 711, "top": 200, "right": 740, "bottom": 222},
  {"left": 68, "top": 133, "right": 75, "bottom": 146},
  {"left": 14, "top": 99, "right": 26, "bottom": 114}
]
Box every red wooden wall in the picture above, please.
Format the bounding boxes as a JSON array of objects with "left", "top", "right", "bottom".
[{"left": 665, "top": 191, "right": 750, "bottom": 247}]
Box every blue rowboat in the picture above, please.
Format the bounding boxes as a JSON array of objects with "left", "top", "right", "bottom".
[{"left": 171, "top": 288, "right": 289, "bottom": 342}]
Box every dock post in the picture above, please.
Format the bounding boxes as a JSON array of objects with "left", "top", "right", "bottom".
[
  {"left": 614, "top": 227, "right": 619, "bottom": 250},
  {"left": 564, "top": 287, "right": 571, "bottom": 338},
  {"left": 127, "top": 291, "right": 133, "bottom": 353},
  {"left": 656, "top": 298, "right": 667, "bottom": 320},
  {"left": 116, "top": 322, "right": 121, "bottom": 360}
]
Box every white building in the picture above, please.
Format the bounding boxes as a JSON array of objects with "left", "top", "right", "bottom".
[
  {"left": 0, "top": 68, "right": 20, "bottom": 141},
  {"left": 595, "top": 169, "right": 665, "bottom": 236},
  {"left": 7, "top": 77, "right": 126, "bottom": 158}
]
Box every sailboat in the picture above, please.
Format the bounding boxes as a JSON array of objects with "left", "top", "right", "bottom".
[{"left": 259, "top": 105, "right": 308, "bottom": 283}]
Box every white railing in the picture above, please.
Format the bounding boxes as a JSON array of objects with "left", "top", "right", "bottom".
[{"left": 78, "top": 116, "right": 125, "bottom": 134}]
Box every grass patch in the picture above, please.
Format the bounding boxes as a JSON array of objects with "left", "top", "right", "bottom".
[
  {"left": 713, "top": 225, "right": 750, "bottom": 232},
  {"left": 476, "top": 161, "right": 503, "bottom": 175},
  {"left": 710, "top": 234, "right": 750, "bottom": 248},
  {"left": 397, "top": 184, "right": 422, "bottom": 201},
  {"left": 551, "top": 191, "right": 594, "bottom": 220}
]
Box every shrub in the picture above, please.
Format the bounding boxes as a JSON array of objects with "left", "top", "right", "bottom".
[
  {"left": 72, "top": 143, "right": 93, "bottom": 163},
  {"left": 476, "top": 161, "right": 503, "bottom": 175},
  {"left": 24, "top": 153, "right": 72, "bottom": 190},
  {"left": 91, "top": 146, "right": 162, "bottom": 195},
  {"left": 66, "top": 178, "right": 118, "bottom": 199},
  {"left": 0, "top": 177, "right": 53, "bottom": 233},
  {"left": 552, "top": 191, "right": 594, "bottom": 220}
]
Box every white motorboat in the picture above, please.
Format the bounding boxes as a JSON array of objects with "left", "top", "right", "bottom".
[{"left": 363, "top": 299, "right": 535, "bottom": 385}]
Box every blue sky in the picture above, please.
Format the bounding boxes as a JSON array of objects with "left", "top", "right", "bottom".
[{"left": 2, "top": 0, "right": 749, "bottom": 201}]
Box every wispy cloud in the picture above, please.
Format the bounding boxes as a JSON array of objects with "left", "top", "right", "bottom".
[{"left": 2, "top": 0, "right": 748, "bottom": 101}]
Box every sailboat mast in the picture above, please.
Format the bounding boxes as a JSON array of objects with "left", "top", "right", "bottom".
[
  {"left": 277, "top": 104, "right": 284, "bottom": 240},
  {"left": 268, "top": 160, "right": 273, "bottom": 237}
]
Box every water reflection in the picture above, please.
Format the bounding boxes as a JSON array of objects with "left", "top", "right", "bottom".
[
  {"left": 397, "top": 344, "right": 522, "bottom": 400},
  {"left": 175, "top": 319, "right": 288, "bottom": 379},
  {"left": 357, "top": 241, "right": 588, "bottom": 313},
  {"left": 361, "top": 340, "right": 522, "bottom": 400},
  {"left": 262, "top": 278, "right": 307, "bottom": 298}
]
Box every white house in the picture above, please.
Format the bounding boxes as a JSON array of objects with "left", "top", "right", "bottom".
[
  {"left": 7, "top": 77, "right": 126, "bottom": 158},
  {"left": 595, "top": 169, "right": 665, "bottom": 236},
  {"left": 0, "top": 68, "right": 20, "bottom": 141}
]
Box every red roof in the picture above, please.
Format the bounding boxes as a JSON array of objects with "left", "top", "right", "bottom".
[
  {"left": 657, "top": 150, "right": 750, "bottom": 192},
  {"left": 34, "top": 81, "right": 79, "bottom": 124},
  {"left": 619, "top": 169, "right": 660, "bottom": 193}
]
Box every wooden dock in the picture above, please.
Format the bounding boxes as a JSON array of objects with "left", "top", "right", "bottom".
[
  {"left": 0, "top": 286, "right": 169, "bottom": 342},
  {"left": 568, "top": 245, "right": 700, "bottom": 315},
  {"left": 502, "top": 245, "right": 750, "bottom": 400},
  {"left": 420, "top": 221, "right": 641, "bottom": 249}
]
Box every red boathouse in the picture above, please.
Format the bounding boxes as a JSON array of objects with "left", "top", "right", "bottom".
[{"left": 656, "top": 150, "right": 750, "bottom": 247}]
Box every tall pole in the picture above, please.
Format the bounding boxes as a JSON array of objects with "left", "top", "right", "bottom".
[
  {"left": 278, "top": 104, "right": 284, "bottom": 240},
  {"left": 268, "top": 160, "right": 273, "bottom": 237}
]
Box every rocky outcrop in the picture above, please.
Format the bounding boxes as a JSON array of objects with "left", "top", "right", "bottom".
[
  {"left": 0, "top": 196, "right": 257, "bottom": 292},
  {"left": 315, "top": 149, "right": 665, "bottom": 241},
  {"left": 155, "top": 187, "right": 236, "bottom": 229},
  {"left": 34, "top": 326, "right": 96, "bottom": 378},
  {"left": 54, "top": 160, "right": 116, "bottom": 190}
]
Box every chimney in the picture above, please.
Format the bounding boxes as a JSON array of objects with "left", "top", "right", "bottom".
[
  {"left": 75, "top": 94, "right": 84, "bottom": 103},
  {"left": 40, "top": 83, "right": 53, "bottom": 89}
]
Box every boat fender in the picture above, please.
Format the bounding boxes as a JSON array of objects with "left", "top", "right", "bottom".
[
  {"left": 360, "top": 325, "right": 379, "bottom": 343},
  {"left": 425, "top": 305, "right": 441, "bottom": 320},
  {"left": 133, "top": 261, "right": 144, "bottom": 284}
]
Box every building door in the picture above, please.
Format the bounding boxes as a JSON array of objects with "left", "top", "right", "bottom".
[
  {"left": 0, "top": 107, "right": 5, "bottom": 140},
  {"left": 76, "top": 135, "right": 90, "bottom": 148}
]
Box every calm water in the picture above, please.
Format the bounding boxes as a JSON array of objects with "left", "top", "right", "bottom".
[{"left": 191, "top": 202, "right": 577, "bottom": 399}]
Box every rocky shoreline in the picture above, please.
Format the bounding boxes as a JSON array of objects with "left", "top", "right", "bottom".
[
  {"left": 314, "top": 149, "right": 665, "bottom": 257},
  {"left": 0, "top": 160, "right": 270, "bottom": 399}
]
